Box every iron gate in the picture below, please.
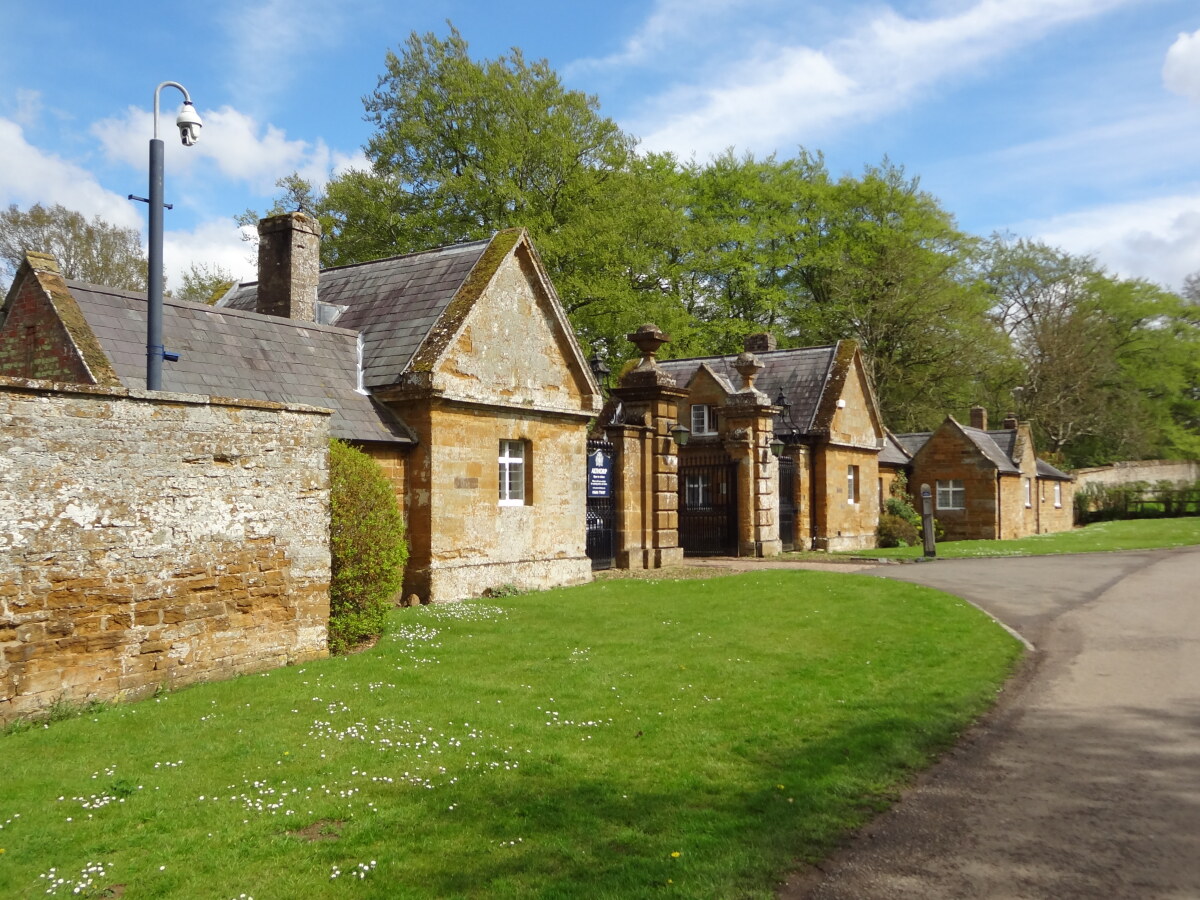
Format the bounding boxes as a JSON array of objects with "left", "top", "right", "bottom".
[
  {"left": 585, "top": 439, "right": 616, "bottom": 570},
  {"left": 678, "top": 451, "right": 739, "bottom": 556},
  {"left": 778, "top": 455, "right": 797, "bottom": 551}
]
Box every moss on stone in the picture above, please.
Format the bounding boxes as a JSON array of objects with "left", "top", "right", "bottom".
[
  {"left": 37, "top": 269, "right": 122, "bottom": 387},
  {"left": 408, "top": 228, "right": 524, "bottom": 374}
]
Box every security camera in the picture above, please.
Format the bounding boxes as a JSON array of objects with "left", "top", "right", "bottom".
[{"left": 176, "top": 101, "right": 202, "bottom": 146}]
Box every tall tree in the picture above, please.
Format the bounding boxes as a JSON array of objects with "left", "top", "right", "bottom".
[
  {"left": 1, "top": 203, "right": 145, "bottom": 291},
  {"left": 782, "top": 161, "right": 1006, "bottom": 430},
  {"left": 984, "top": 238, "right": 1200, "bottom": 465},
  {"left": 308, "top": 25, "right": 694, "bottom": 355}
]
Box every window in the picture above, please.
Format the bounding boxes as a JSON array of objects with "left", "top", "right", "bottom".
[
  {"left": 1024, "top": 477, "right": 1032, "bottom": 508},
  {"left": 1054, "top": 482, "right": 1062, "bottom": 508},
  {"left": 936, "top": 479, "right": 965, "bottom": 510},
  {"left": 684, "top": 472, "right": 711, "bottom": 510},
  {"left": 498, "top": 440, "right": 526, "bottom": 505},
  {"left": 847, "top": 465, "right": 860, "bottom": 504},
  {"left": 690, "top": 404, "right": 717, "bottom": 436}
]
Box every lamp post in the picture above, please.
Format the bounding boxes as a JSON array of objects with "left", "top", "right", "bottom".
[{"left": 143, "top": 81, "right": 201, "bottom": 391}]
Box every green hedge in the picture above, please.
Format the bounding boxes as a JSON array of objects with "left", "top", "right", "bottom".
[{"left": 328, "top": 439, "right": 408, "bottom": 653}]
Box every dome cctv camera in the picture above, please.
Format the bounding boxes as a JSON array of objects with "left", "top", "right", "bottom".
[{"left": 176, "top": 100, "right": 202, "bottom": 146}]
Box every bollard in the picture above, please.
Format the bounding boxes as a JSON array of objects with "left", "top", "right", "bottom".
[{"left": 920, "top": 483, "right": 936, "bottom": 558}]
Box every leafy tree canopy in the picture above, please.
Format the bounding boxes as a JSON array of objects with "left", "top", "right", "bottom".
[
  {"left": 235, "top": 25, "right": 1197, "bottom": 464},
  {"left": 1, "top": 202, "right": 145, "bottom": 291},
  {"left": 174, "top": 261, "right": 236, "bottom": 305}
]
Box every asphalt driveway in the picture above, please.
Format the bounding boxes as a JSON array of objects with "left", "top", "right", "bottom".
[{"left": 782, "top": 546, "right": 1200, "bottom": 899}]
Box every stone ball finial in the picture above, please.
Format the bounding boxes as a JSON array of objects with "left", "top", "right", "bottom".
[
  {"left": 626, "top": 323, "right": 670, "bottom": 365},
  {"left": 734, "top": 351, "right": 764, "bottom": 391}
]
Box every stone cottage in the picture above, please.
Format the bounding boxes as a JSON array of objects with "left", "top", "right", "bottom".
[
  {"left": 639, "top": 332, "right": 886, "bottom": 554},
  {"left": 1, "top": 213, "right": 603, "bottom": 603},
  {"left": 894, "top": 407, "right": 1075, "bottom": 540}
]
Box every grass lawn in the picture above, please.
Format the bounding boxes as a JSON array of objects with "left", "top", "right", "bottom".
[
  {"left": 844, "top": 516, "right": 1200, "bottom": 560},
  {"left": 0, "top": 571, "right": 1020, "bottom": 899}
]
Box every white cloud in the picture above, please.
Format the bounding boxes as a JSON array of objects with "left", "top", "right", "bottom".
[
  {"left": 163, "top": 218, "right": 256, "bottom": 292},
  {"left": 12, "top": 89, "right": 43, "bottom": 128},
  {"left": 0, "top": 117, "right": 142, "bottom": 229},
  {"left": 627, "top": 0, "right": 1132, "bottom": 158},
  {"left": 1164, "top": 28, "right": 1200, "bottom": 102},
  {"left": 568, "top": 0, "right": 762, "bottom": 73},
  {"left": 91, "top": 105, "right": 362, "bottom": 195},
  {"left": 220, "top": 0, "right": 349, "bottom": 110},
  {"left": 1020, "top": 192, "right": 1200, "bottom": 291}
]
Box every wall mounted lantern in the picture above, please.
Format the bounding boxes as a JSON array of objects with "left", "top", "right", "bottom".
[{"left": 669, "top": 423, "right": 691, "bottom": 447}]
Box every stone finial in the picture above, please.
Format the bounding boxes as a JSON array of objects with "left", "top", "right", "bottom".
[
  {"left": 618, "top": 323, "right": 679, "bottom": 389},
  {"left": 733, "top": 352, "right": 764, "bottom": 391},
  {"left": 627, "top": 323, "right": 669, "bottom": 367}
]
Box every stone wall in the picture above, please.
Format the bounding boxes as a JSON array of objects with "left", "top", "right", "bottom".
[
  {"left": 392, "top": 400, "right": 592, "bottom": 603},
  {"left": 0, "top": 376, "right": 331, "bottom": 723},
  {"left": 910, "top": 428, "right": 1002, "bottom": 541},
  {"left": 812, "top": 445, "right": 882, "bottom": 550},
  {"left": 1073, "top": 459, "right": 1200, "bottom": 489}
]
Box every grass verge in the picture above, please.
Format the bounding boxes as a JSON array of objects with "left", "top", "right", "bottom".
[
  {"left": 844, "top": 516, "right": 1200, "bottom": 560},
  {"left": 0, "top": 571, "right": 1020, "bottom": 899}
]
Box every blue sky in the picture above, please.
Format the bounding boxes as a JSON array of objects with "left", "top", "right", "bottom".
[{"left": 2, "top": 0, "right": 1199, "bottom": 294}]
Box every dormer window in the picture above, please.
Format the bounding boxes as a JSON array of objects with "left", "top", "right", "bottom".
[{"left": 690, "top": 404, "right": 717, "bottom": 436}]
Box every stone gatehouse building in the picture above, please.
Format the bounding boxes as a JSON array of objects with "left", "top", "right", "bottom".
[
  {"left": 892, "top": 408, "right": 1075, "bottom": 540},
  {"left": 1, "top": 213, "right": 603, "bottom": 605}
]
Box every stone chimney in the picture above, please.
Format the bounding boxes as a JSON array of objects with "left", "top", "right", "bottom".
[
  {"left": 744, "top": 332, "right": 777, "bottom": 353},
  {"left": 1001, "top": 412, "right": 1019, "bottom": 430},
  {"left": 969, "top": 405, "right": 988, "bottom": 431},
  {"left": 256, "top": 212, "right": 321, "bottom": 321}
]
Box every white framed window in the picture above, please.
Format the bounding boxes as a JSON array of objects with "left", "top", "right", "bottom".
[
  {"left": 1054, "top": 482, "right": 1062, "bottom": 508},
  {"left": 936, "top": 479, "right": 965, "bottom": 510},
  {"left": 498, "top": 440, "right": 526, "bottom": 506},
  {"left": 1024, "top": 477, "right": 1032, "bottom": 508},
  {"left": 690, "top": 404, "right": 717, "bottom": 436},
  {"left": 684, "top": 472, "right": 711, "bottom": 510},
  {"left": 847, "top": 465, "right": 860, "bottom": 504}
]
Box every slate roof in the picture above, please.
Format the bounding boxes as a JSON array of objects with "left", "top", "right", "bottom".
[
  {"left": 896, "top": 418, "right": 1072, "bottom": 479},
  {"left": 1036, "top": 458, "right": 1073, "bottom": 481},
  {"left": 221, "top": 239, "right": 491, "bottom": 389},
  {"left": 66, "top": 281, "right": 412, "bottom": 444},
  {"left": 893, "top": 432, "right": 932, "bottom": 457},
  {"left": 961, "top": 425, "right": 1022, "bottom": 475},
  {"left": 878, "top": 430, "right": 912, "bottom": 468},
  {"left": 894, "top": 423, "right": 1019, "bottom": 474},
  {"left": 658, "top": 345, "right": 839, "bottom": 436}
]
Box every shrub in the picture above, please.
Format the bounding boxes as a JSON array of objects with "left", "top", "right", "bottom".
[
  {"left": 328, "top": 439, "right": 408, "bottom": 653},
  {"left": 877, "top": 513, "right": 919, "bottom": 548}
]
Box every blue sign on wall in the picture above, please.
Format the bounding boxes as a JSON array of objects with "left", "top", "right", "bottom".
[{"left": 588, "top": 448, "right": 613, "bottom": 498}]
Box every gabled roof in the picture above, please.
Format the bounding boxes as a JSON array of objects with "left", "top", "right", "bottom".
[
  {"left": 683, "top": 362, "right": 736, "bottom": 396},
  {"left": 1036, "top": 458, "right": 1074, "bottom": 481},
  {"left": 222, "top": 238, "right": 494, "bottom": 389},
  {"left": 879, "top": 429, "right": 913, "bottom": 468},
  {"left": 898, "top": 417, "right": 1069, "bottom": 479},
  {"left": 893, "top": 432, "right": 932, "bottom": 457},
  {"left": 658, "top": 344, "right": 839, "bottom": 435},
  {"left": 960, "top": 424, "right": 1021, "bottom": 475},
  {"left": 66, "top": 281, "right": 412, "bottom": 444},
  {"left": 896, "top": 420, "right": 1020, "bottom": 475}
]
